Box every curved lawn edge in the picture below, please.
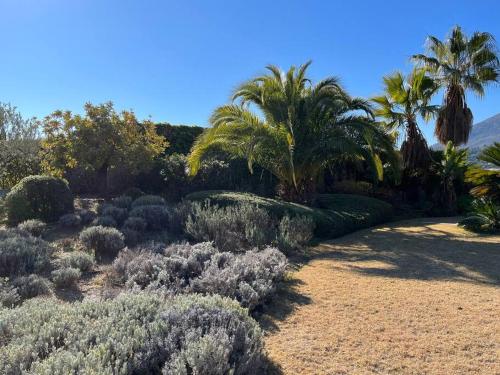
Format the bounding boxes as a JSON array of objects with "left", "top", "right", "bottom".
[{"left": 185, "top": 190, "right": 394, "bottom": 238}]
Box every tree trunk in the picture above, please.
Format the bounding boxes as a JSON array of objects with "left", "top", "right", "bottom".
[{"left": 277, "top": 179, "right": 316, "bottom": 204}]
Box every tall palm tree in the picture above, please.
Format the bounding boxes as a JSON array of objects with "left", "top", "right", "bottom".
[
  {"left": 372, "top": 68, "right": 439, "bottom": 170},
  {"left": 188, "top": 62, "right": 398, "bottom": 203},
  {"left": 412, "top": 26, "right": 499, "bottom": 145}
]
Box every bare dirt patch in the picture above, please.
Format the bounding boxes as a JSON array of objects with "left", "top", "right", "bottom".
[{"left": 264, "top": 218, "right": 500, "bottom": 374}]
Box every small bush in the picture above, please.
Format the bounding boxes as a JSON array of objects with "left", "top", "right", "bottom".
[
  {"left": 0, "top": 293, "right": 264, "bottom": 374},
  {"left": 102, "top": 206, "right": 128, "bottom": 225},
  {"left": 122, "top": 216, "right": 148, "bottom": 232},
  {"left": 78, "top": 209, "right": 97, "bottom": 226},
  {"left": 113, "top": 242, "right": 287, "bottom": 310},
  {"left": 0, "top": 278, "right": 20, "bottom": 307},
  {"left": 122, "top": 228, "right": 140, "bottom": 247},
  {"left": 129, "top": 205, "right": 170, "bottom": 231},
  {"left": 278, "top": 215, "right": 315, "bottom": 252},
  {"left": 92, "top": 215, "right": 118, "bottom": 228},
  {"left": 185, "top": 201, "right": 275, "bottom": 252},
  {"left": 63, "top": 251, "right": 95, "bottom": 272},
  {"left": 4, "top": 175, "right": 74, "bottom": 225},
  {"left": 58, "top": 213, "right": 82, "bottom": 228},
  {"left": 12, "top": 274, "right": 51, "bottom": 299},
  {"left": 111, "top": 195, "right": 133, "bottom": 209},
  {"left": 17, "top": 219, "right": 46, "bottom": 237},
  {"left": 0, "top": 229, "right": 53, "bottom": 277},
  {"left": 51, "top": 267, "right": 81, "bottom": 288},
  {"left": 79, "top": 226, "right": 125, "bottom": 260},
  {"left": 132, "top": 194, "right": 166, "bottom": 208},
  {"left": 123, "top": 187, "right": 144, "bottom": 200}
]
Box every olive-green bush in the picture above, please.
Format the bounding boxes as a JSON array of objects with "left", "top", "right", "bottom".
[{"left": 4, "top": 175, "right": 73, "bottom": 225}]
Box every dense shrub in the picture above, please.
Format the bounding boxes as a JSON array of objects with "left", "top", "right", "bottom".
[
  {"left": 51, "top": 267, "right": 81, "bottom": 288},
  {"left": 0, "top": 277, "right": 21, "bottom": 307},
  {"left": 0, "top": 229, "right": 53, "bottom": 277},
  {"left": 113, "top": 242, "right": 287, "bottom": 310},
  {"left": 129, "top": 205, "right": 170, "bottom": 231},
  {"left": 0, "top": 139, "right": 41, "bottom": 190},
  {"left": 123, "top": 187, "right": 145, "bottom": 200},
  {"left": 185, "top": 201, "right": 276, "bottom": 252},
  {"left": 79, "top": 226, "right": 125, "bottom": 260},
  {"left": 122, "top": 216, "right": 148, "bottom": 232},
  {"left": 58, "top": 213, "right": 82, "bottom": 228},
  {"left": 102, "top": 206, "right": 128, "bottom": 225},
  {"left": 4, "top": 175, "right": 73, "bottom": 225},
  {"left": 0, "top": 293, "right": 264, "bottom": 374},
  {"left": 12, "top": 274, "right": 51, "bottom": 299},
  {"left": 132, "top": 194, "right": 167, "bottom": 207},
  {"left": 278, "top": 215, "right": 315, "bottom": 252},
  {"left": 92, "top": 215, "right": 118, "bottom": 228},
  {"left": 78, "top": 209, "right": 97, "bottom": 226},
  {"left": 63, "top": 251, "right": 95, "bottom": 272},
  {"left": 121, "top": 228, "right": 140, "bottom": 247},
  {"left": 459, "top": 198, "right": 500, "bottom": 233},
  {"left": 17, "top": 219, "right": 46, "bottom": 237},
  {"left": 111, "top": 195, "right": 133, "bottom": 209}
]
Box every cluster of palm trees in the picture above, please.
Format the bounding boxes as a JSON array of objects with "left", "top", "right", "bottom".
[{"left": 188, "top": 26, "right": 499, "bottom": 203}]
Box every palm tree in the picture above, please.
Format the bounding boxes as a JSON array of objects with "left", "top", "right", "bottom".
[
  {"left": 188, "top": 62, "right": 398, "bottom": 203},
  {"left": 466, "top": 142, "right": 500, "bottom": 202},
  {"left": 412, "top": 26, "right": 499, "bottom": 145},
  {"left": 372, "top": 68, "right": 439, "bottom": 170}
]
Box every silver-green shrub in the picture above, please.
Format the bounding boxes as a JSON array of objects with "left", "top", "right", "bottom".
[
  {"left": 12, "top": 274, "right": 51, "bottom": 299},
  {"left": 102, "top": 206, "right": 128, "bottom": 225},
  {"left": 111, "top": 195, "right": 133, "bottom": 209},
  {"left": 58, "top": 213, "right": 82, "bottom": 228},
  {"left": 17, "top": 219, "right": 46, "bottom": 237},
  {"left": 129, "top": 205, "right": 170, "bottom": 231},
  {"left": 0, "top": 277, "right": 20, "bottom": 307},
  {"left": 92, "top": 215, "right": 118, "bottom": 228},
  {"left": 79, "top": 226, "right": 125, "bottom": 260},
  {"left": 78, "top": 209, "right": 97, "bottom": 226},
  {"left": 0, "top": 293, "right": 264, "bottom": 374},
  {"left": 185, "top": 201, "right": 276, "bottom": 252},
  {"left": 113, "top": 242, "right": 287, "bottom": 310},
  {"left": 122, "top": 216, "right": 148, "bottom": 232},
  {"left": 51, "top": 267, "right": 81, "bottom": 288},
  {"left": 132, "top": 194, "right": 166, "bottom": 208},
  {"left": 0, "top": 229, "right": 53, "bottom": 277},
  {"left": 278, "top": 215, "right": 315, "bottom": 252},
  {"left": 62, "top": 251, "right": 94, "bottom": 272}
]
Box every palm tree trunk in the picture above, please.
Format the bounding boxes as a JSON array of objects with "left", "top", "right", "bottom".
[{"left": 401, "top": 120, "right": 431, "bottom": 170}]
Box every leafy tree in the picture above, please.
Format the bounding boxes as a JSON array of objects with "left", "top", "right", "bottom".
[
  {"left": 41, "top": 102, "right": 167, "bottom": 193},
  {"left": 188, "top": 62, "right": 397, "bottom": 203},
  {"left": 372, "top": 68, "right": 439, "bottom": 170},
  {"left": 412, "top": 26, "right": 499, "bottom": 145},
  {"left": 0, "top": 103, "right": 41, "bottom": 189}
]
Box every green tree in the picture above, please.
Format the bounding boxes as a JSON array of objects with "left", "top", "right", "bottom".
[
  {"left": 188, "top": 62, "right": 397, "bottom": 203},
  {"left": 466, "top": 142, "right": 500, "bottom": 202},
  {"left": 372, "top": 68, "right": 439, "bottom": 170},
  {"left": 41, "top": 102, "right": 167, "bottom": 193},
  {"left": 412, "top": 26, "right": 499, "bottom": 145}
]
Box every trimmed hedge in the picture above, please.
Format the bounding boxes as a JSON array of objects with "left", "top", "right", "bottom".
[
  {"left": 4, "top": 175, "right": 73, "bottom": 225},
  {"left": 186, "top": 191, "right": 393, "bottom": 238}
]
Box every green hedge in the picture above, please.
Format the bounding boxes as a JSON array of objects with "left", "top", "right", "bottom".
[{"left": 186, "top": 191, "right": 393, "bottom": 238}]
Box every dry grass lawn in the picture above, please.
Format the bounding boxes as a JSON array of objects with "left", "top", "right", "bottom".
[{"left": 263, "top": 218, "right": 500, "bottom": 374}]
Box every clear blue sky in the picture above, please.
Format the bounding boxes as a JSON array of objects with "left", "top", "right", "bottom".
[{"left": 1, "top": 0, "right": 499, "bottom": 143}]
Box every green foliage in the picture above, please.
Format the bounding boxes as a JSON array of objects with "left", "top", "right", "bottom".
[
  {"left": 111, "top": 195, "right": 133, "bottom": 209},
  {"left": 79, "top": 226, "right": 125, "bottom": 260},
  {"left": 0, "top": 293, "right": 264, "bottom": 374},
  {"left": 459, "top": 198, "right": 500, "bottom": 233},
  {"left": 186, "top": 190, "right": 393, "bottom": 238},
  {"left": 102, "top": 205, "right": 128, "bottom": 225},
  {"left": 0, "top": 229, "right": 54, "bottom": 277},
  {"left": 131, "top": 194, "right": 167, "bottom": 207},
  {"left": 189, "top": 62, "right": 398, "bottom": 203},
  {"left": 62, "top": 251, "right": 95, "bottom": 272},
  {"left": 92, "top": 215, "right": 118, "bottom": 228},
  {"left": 278, "top": 215, "right": 315, "bottom": 252},
  {"left": 12, "top": 274, "right": 51, "bottom": 300},
  {"left": 17, "top": 219, "right": 46, "bottom": 237},
  {"left": 41, "top": 102, "right": 167, "bottom": 192},
  {"left": 51, "top": 267, "right": 81, "bottom": 289},
  {"left": 413, "top": 26, "right": 499, "bottom": 145},
  {"left": 4, "top": 175, "right": 74, "bottom": 225},
  {"left": 0, "top": 140, "right": 41, "bottom": 190},
  {"left": 155, "top": 123, "right": 204, "bottom": 155},
  {"left": 129, "top": 205, "right": 170, "bottom": 231},
  {"left": 466, "top": 142, "right": 500, "bottom": 202},
  {"left": 372, "top": 68, "right": 438, "bottom": 170}
]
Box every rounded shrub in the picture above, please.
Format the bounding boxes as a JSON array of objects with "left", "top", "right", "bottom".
[
  {"left": 17, "top": 219, "right": 47, "bottom": 237},
  {"left": 59, "top": 213, "right": 82, "bottom": 228},
  {"left": 121, "top": 228, "right": 140, "bottom": 247},
  {"left": 51, "top": 267, "right": 81, "bottom": 289},
  {"left": 78, "top": 209, "right": 97, "bottom": 226},
  {"left": 123, "top": 187, "right": 144, "bottom": 200},
  {"left": 122, "top": 216, "right": 148, "bottom": 232},
  {"left": 102, "top": 206, "right": 128, "bottom": 225},
  {"left": 111, "top": 195, "right": 133, "bottom": 209},
  {"left": 4, "top": 175, "right": 74, "bottom": 225},
  {"left": 63, "top": 251, "right": 95, "bottom": 272},
  {"left": 12, "top": 274, "right": 51, "bottom": 299},
  {"left": 131, "top": 194, "right": 166, "bottom": 208},
  {"left": 278, "top": 215, "right": 315, "bottom": 252},
  {"left": 92, "top": 215, "right": 118, "bottom": 228},
  {"left": 79, "top": 226, "right": 125, "bottom": 260},
  {"left": 0, "top": 229, "right": 54, "bottom": 277},
  {"left": 129, "top": 205, "right": 170, "bottom": 231}
]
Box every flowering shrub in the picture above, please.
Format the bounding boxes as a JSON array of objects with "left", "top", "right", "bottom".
[
  {"left": 0, "top": 293, "right": 264, "bottom": 374},
  {"left": 113, "top": 242, "right": 287, "bottom": 310},
  {"left": 0, "top": 229, "right": 53, "bottom": 277},
  {"left": 79, "top": 226, "right": 125, "bottom": 260},
  {"left": 17, "top": 219, "right": 46, "bottom": 237}
]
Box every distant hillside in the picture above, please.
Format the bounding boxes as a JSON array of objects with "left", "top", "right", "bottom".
[{"left": 432, "top": 113, "right": 500, "bottom": 150}]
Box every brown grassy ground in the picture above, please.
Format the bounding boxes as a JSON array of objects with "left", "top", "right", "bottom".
[{"left": 263, "top": 218, "right": 500, "bottom": 374}]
